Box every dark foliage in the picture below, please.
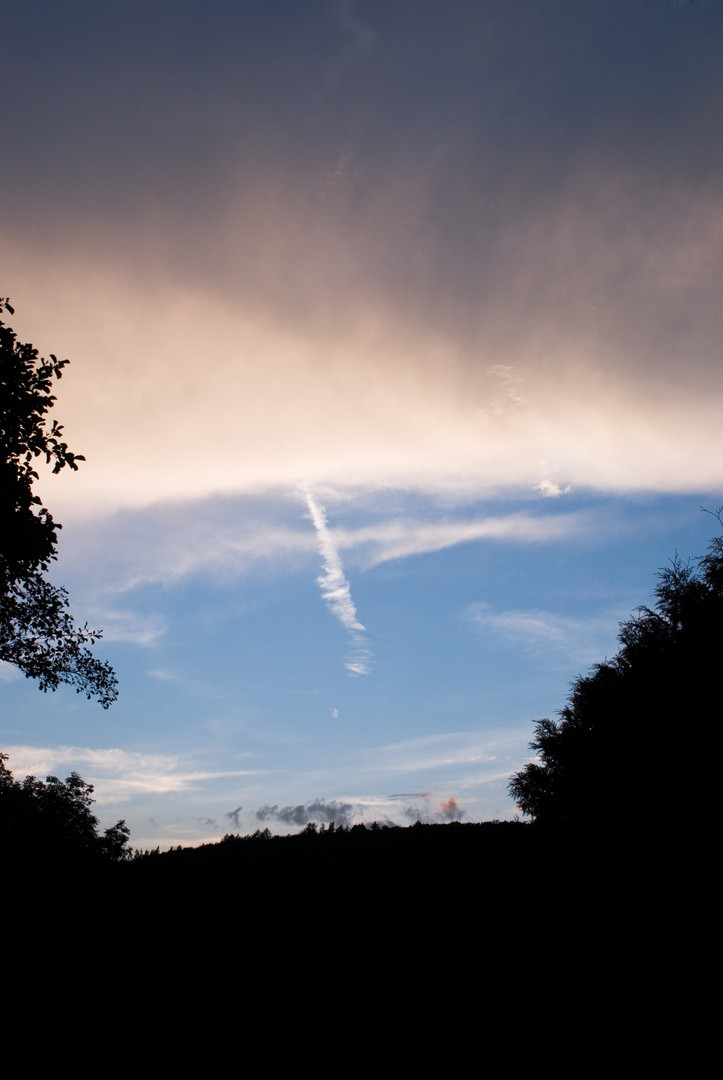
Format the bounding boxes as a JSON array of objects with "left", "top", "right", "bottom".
[
  {"left": 0, "top": 299, "right": 117, "bottom": 706},
  {"left": 128, "top": 817, "right": 539, "bottom": 911},
  {"left": 0, "top": 752, "right": 131, "bottom": 867},
  {"left": 508, "top": 520, "right": 723, "bottom": 826}
]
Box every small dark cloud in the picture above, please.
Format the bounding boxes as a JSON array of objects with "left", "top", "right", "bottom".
[
  {"left": 193, "top": 817, "right": 218, "bottom": 829},
  {"left": 438, "top": 796, "right": 465, "bottom": 821},
  {"left": 256, "top": 799, "right": 360, "bottom": 828},
  {"left": 225, "top": 806, "right": 243, "bottom": 829},
  {"left": 402, "top": 794, "right": 466, "bottom": 823}
]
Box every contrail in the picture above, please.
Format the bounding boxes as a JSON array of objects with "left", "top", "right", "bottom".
[{"left": 300, "top": 484, "right": 372, "bottom": 676}]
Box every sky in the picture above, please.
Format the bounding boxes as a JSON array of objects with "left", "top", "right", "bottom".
[{"left": 2, "top": 0, "right": 722, "bottom": 846}]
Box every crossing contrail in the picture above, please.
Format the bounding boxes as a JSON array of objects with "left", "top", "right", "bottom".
[{"left": 300, "top": 484, "right": 372, "bottom": 676}]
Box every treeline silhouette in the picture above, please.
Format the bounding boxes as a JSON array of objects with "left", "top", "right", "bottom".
[{"left": 129, "top": 818, "right": 541, "bottom": 899}]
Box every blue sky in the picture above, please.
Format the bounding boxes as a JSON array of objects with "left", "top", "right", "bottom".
[{"left": 2, "top": 1, "right": 722, "bottom": 846}]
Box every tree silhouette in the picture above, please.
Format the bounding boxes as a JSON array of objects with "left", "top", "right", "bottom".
[
  {"left": 508, "top": 519, "right": 723, "bottom": 827},
  {"left": 0, "top": 752, "right": 131, "bottom": 866},
  {"left": 0, "top": 299, "right": 117, "bottom": 706}
]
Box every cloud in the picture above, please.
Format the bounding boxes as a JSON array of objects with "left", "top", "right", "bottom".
[
  {"left": 256, "top": 798, "right": 361, "bottom": 828},
  {"left": 57, "top": 501, "right": 318, "bottom": 593},
  {"left": 360, "top": 732, "right": 526, "bottom": 781},
  {"left": 225, "top": 806, "right": 243, "bottom": 829},
  {"left": 301, "top": 485, "right": 372, "bottom": 676},
  {"left": 401, "top": 793, "right": 467, "bottom": 823},
  {"left": 535, "top": 478, "right": 571, "bottom": 499},
  {"left": 8, "top": 182, "right": 723, "bottom": 523},
  {"left": 438, "top": 796, "right": 465, "bottom": 821},
  {"left": 1, "top": 746, "right": 257, "bottom": 803},
  {"left": 467, "top": 604, "right": 621, "bottom": 667},
  {"left": 334, "top": 510, "right": 585, "bottom": 567},
  {"left": 56, "top": 497, "right": 588, "bottom": 595},
  {"left": 4, "top": 4, "right": 723, "bottom": 517},
  {"left": 85, "top": 608, "right": 166, "bottom": 646}
]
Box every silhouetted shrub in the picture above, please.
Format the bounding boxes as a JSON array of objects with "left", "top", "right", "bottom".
[
  {"left": 0, "top": 752, "right": 132, "bottom": 868},
  {"left": 509, "top": 521, "right": 723, "bottom": 828}
]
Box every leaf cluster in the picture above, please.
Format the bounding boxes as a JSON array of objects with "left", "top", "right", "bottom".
[
  {"left": 0, "top": 574, "right": 118, "bottom": 707},
  {"left": 0, "top": 300, "right": 117, "bottom": 705},
  {"left": 0, "top": 297, "right": 83, "bottom": 578}
]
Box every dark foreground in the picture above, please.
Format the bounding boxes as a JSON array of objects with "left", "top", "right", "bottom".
[
  {"left": 7, "top": 817, "right": 682, "bottom": 1035},
  {"left": 8, "top": 818, "right": 660, "bottom": 933}
]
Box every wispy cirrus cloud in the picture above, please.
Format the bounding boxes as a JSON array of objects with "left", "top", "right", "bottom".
[
  {"left": 467, "top": 603, "right": 621, "bottom": 668},
  {"left": 358, "top": 731, "right": 522, "bottom": 782},
  {"left": 300, "top": 484, "right": 372, "bottom": 676},
  {"left": 334, "top": 510, "right": 584, "bottom": 567},
  {"left": 85, "top": 608, "right": 166, "bottom": 646},
  {"left": 2, "top": 746, "right": 259, "bottom": 803},
  {"left": 60, "top": 506, "right": 318, "bottom": 593},
  {"left": 57, "top": 498, "right": 587, "bottom": 594}
]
